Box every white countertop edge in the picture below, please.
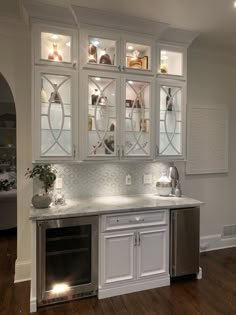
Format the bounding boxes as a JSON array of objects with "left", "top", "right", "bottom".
[{"left": 29, "top": 194, "right": 204, "bottom": 221}]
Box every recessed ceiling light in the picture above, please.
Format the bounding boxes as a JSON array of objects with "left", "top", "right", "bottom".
[
  {"left": 51, "top": 34, "right": 59, "bottom": 40},
  {"left": 128, "top": 45, "right": 134, "bottom": 50},
  {"left": 92, "top": 40, "right": 100, "bottom": 46}
]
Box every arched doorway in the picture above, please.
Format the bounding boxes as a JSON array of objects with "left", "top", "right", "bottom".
[{"left": 0, "top": 73, "right": 17, "bottom": 231}]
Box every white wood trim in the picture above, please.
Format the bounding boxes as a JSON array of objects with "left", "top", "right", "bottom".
[
  {"left": 186, "top": 106, "right": 229, "bottom": 174},
  {"left": 200, "top": 234, "right": 236, "bottom": 252},
  {"left": 30, "top": 221, "right": 37, "bottom": 313},
  {"left": 14, "top": 260, "right": 31, "bottom": 283},
  {"left": 98, "top": 275, "right": 170, "bottom": 299}
]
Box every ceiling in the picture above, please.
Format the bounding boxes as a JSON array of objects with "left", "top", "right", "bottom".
[{"left": 1, "top": 0, "right": 236, "bottom": 52}]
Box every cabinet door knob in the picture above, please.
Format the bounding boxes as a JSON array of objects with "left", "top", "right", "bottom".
[
  {"left": 156, "top": 145, "right": 159, "bottom": 157},
  {"left": 118, "top": 65, "right": 121, "bottom": 71},
  {"left": 122, "top": 66, "right": 126, "bottom": 71}
]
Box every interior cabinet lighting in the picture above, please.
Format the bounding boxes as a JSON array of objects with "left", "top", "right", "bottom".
[{"left": 52, "top": 283, "right": 70, "bottom": 294}]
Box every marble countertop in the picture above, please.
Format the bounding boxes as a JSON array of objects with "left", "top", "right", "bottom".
[{"left": 30, "top": 194, "right": 203, "bottom": 221}]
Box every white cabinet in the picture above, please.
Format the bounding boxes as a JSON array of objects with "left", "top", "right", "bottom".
[
  {"left": 100, "top": 230, "right": 136, "bottom": 285},
  {"left": 157, "top": 44, "right": 187, "bottom": 80},
  {"left": 33, "top": 67, "right": 77, "bottom": 160},
  {"left": 137, "top": 227, "right": 168, "bottom": 279},
  {"left": 157, "top": 79, "right": 186, "bottom": 159},
  {"left": 32, "top": 24, "right": 78, "bottom": 161},
  {"left": 80, "top": 70, "right": 154, "bottom": 160},
  {"left": 80, "top": 28, "right": 154, "bottom": 75},
  {"left": 32, "top": 24, "right": 78, "bottom": 68},
  {"left": 99, "top": 210, "right": 170, "bottom": 299}
]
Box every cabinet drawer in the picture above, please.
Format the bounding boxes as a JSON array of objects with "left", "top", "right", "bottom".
[{"left": 101, "top": 210, "right": 168, "bottom": 232}]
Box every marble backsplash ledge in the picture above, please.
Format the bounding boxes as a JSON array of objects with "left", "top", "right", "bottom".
[{"left": 34, "top": 161, "right": 171, "bottom": 199}]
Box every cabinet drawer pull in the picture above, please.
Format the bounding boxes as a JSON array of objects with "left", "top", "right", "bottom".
[
  {"left": 137, "top": 232, "right": 141, "bottom": 246},
  {"left": 134, "top": 232, "right": 137, "bottom": 246},
  {"left": 129, "top": 218, "right": 144, "bottom": 223}
]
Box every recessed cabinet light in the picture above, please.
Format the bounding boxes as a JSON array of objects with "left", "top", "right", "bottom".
[
  {"left": 95, "top": 77, "right": 101, "bottom": 81},
  {"left": 128, "top": 45, "right": 134, "bottom": 50},
  {"left": 234, "top": 1, "right": 236, "bottom": 8}
]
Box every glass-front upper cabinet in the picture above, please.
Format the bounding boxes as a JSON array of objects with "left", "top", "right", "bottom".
[
  {"left": 122, "top": 76, "right": 152, "bottom": 158},
  {"left": 80, "top": 29, "right": 154, "bottom": 74},
  {"left": 33, "top": 24, "right": 78, "bottom": 68},
  {"left": 81, "top": 71, "right": 119, "bottom": 160},
  {"left": 157, "top": 79, "right": 186, "bottom": 159},
  {"left": 157, "top": 44, "right": 186, "bottom": 80},
  {"left": 34, "top": 68, "right": 76, "bottom": 161},
  {"left": 80, "top": 29, "right": 120, "bottom": 72},
  {"left": 122, "top": 35, "right": 153, "bottom": 74}
]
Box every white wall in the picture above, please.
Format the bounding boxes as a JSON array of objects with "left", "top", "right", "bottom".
[
  {"left": 0, "top": 17, "right": 32, "bottom": 281},
  {"left": 175, "top": 47, "right": 236, "bottom": 249}
]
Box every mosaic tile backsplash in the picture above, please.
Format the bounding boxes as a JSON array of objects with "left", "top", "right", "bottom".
[{"left": 34, "top": 162, "right": 170, "bottom": 199}]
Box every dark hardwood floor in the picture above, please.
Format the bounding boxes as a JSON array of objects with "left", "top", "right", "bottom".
[{"left": 1, "top": 230, "right": 236, "bottom": 315}]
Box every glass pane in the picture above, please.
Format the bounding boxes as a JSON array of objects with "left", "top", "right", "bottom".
[
  {"left": 125, "top": 80, "right": 150, "bottom": 156},
  {"left": 41, "top": 32, "right": 71, "bottom": 63},
  {"left": 88, "top": 76, "right": 116, "bottom": 156},
  {"left": 159, "top": 50, "right": 183, "bottom": 76},
  {"left": 45, "top": 225, "right": 91, "bottom": 291},
  {"left": 159, "top": 85, "right": 182, "bottom": 156},
  {"left": 40, "top": 74, "right": 72, "bottom": 156},
  {"left": 88, "top": 37, "right": 116, "bottom": 66},
  {"left": 126, "top": 42, "right": 150, "bottom": 70}
]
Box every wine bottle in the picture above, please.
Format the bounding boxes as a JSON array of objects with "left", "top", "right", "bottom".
[{"left": 166, "top": 88, "right": 173, "bottom": 111}]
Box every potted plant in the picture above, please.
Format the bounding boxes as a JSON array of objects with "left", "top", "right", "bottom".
[{"left": 25, "top": 164, "right": 57, "bottom": 208}]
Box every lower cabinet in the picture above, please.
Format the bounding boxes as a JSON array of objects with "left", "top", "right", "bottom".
[{"left": 99, "top": 210, "right": 170, "bottom": 298}]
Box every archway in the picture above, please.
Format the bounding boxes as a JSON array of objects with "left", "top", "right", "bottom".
[{"left": 0, "top": 73, "right": 17, "bottom": 232}]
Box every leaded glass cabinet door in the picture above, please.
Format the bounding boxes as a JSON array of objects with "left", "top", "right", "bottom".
[
  {"left": 85, "top": 72, "right": 119, "bottom": 159},
  {"left": 34, "top": 69, "right": 75, "bottom": 160},
  {"left": 158, "top": 80, "right": 186, "bottom": 159},
  {"left": 122, "top": 76, "right": 153, "bottom": 158}
]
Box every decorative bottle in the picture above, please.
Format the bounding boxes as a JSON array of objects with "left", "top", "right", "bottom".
[
  {"left": 166, "top": 88, "right": 173, "bottom": 111},
  {"left": 91, "top": 89, "right": 99, "bottom": 105},
  {"left": 48, "top": 43, "right": 63, "bottom": 61}
]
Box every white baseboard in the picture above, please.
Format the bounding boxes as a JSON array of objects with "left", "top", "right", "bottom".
[
  {"left": 14, "top": 260, "right": 31, "bottom": 283},
  {"left": 200, "top": 234, "right": 236, "bottom": 252},
  {"left": 98, "top": 276, "right": 170, "bottom": 299}
]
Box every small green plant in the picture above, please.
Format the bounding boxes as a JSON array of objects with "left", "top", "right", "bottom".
[{"left": 25, "top": 164, "right": 57, "bottom": 194}]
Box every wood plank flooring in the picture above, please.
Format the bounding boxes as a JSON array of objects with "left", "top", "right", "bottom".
[{"left": 1, "top": 229, "right": 236, "bottom": 315}]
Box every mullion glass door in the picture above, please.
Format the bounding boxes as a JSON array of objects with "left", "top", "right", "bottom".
[
  {"left": 87, "top": 75, "right": 117, "bottom": 157},
  {"left": 124, "top": 79, "right": 151, "bottom": 157},
  {"left": 159, "top": 83, "right": 183, "bottom": 156},
  {"left": 40, "top": 73, "right": 72, "bottom": 157}
]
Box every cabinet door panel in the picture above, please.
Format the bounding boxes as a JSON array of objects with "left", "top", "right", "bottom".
[
  {"left": 123, "top": 77, "right": 152, "bottom": 158},
  {"left": 100, "top": 231, "right": 136, "bottom": 286},
  {"left": 137, "top": 227, "right": 169, "bottom": 279},
  {"left": 157, "top": 79, "right": 186, "bottom": 159},
  {"left": 38, "top": 72, "right": 74, "bottom": 158},
  {"left": 87, "top": 75, "right": 118, "bottom": 157}
]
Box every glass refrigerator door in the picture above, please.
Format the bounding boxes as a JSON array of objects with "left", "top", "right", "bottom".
[
  {"left": 159, "top": 84, "right": 183, "bottom": 156},
  {"left": 87, "top": 76, "right": 117, "bottom": 157},
  {"left": 124, "top": 80, "right": 151, "bottom": 157},
  {"left": 40, "top": 74, "right": 72, "bottom": 157}
]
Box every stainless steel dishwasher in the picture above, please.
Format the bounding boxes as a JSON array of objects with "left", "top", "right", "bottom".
[{"left": 170, "top": 207, "right": 200, "bottom": 277}]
